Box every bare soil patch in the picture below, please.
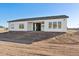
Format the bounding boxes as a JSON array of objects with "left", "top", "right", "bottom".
[{"left": 0, "top": 31, "right": 79, "bottom": 55}]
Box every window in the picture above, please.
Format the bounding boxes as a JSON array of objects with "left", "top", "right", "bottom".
[
  {"left": 58, "top": 22, "right": 62, "bottom": 29},
  {"left": 53, "top": 22, "right": 57, "bottom": 29},
  {"left": 49, "top": 22, "right": 52, "bottom": 28},
  {"left": 41, "top": 22, "right": 44, "bottom": 30},
  {"left": 19, "top": 24, "right": 24, "bottom": 29},
  {"left": 11, "top": 24, "right": 14, "bottom": 29}
]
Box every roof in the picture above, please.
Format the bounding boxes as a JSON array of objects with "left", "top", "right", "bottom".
[{"left": 8, "top": 15, "right": 69, "bottom": 22}]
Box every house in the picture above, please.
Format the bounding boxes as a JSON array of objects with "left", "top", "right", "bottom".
[{"left": 8, "top": 15, "right": 69, "bottom": 32}]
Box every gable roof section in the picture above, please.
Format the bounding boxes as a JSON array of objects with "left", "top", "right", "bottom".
[{"left": 8, "top": 15, "right": 69, "bottom": 22}]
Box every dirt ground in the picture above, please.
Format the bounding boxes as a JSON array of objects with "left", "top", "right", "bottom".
[{"left": 0, "top": 30, "right": 79, "bottom": 56}]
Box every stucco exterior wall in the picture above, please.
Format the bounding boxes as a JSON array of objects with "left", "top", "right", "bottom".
[
  {"left": 27, "top": 22, "right": 33, "bottom": 31},
  {"left": 26, "top": 20, "right": 45, "bottom": 31},
  {"left": 44, "top": 18, "right": 67, "bottom": 32},
  {"left": 8, "top": 21, "right": 28, "bottom": 31},
  {"left": 8, "top": 18, "right": 67, "bottom": 32}
]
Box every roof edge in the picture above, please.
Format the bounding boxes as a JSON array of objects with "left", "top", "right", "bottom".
[{"left": 8, "top": 15, "right": 69, "bottom": 22}]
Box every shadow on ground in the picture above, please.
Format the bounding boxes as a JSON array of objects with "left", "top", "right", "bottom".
[{"left": 0, "top": 31, "right": 65, "bottom": 44}]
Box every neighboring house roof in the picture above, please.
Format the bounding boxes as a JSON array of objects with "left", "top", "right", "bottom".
[{"left": 8, "top": 15, "right": 69, "bottom": 22}]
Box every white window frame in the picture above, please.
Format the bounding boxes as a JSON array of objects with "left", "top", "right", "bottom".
[
  {"left": 10, "top": 24, "right": 14, "bottom": 29},
  {"left": 53, "top": 22, "right": 57, "bottom": 29},
  {"left": 19, "top": 24, "right": 24, "bottom": 29},
  {"left": 58, "top": 21, "right": 62, "bottom": 29}
]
